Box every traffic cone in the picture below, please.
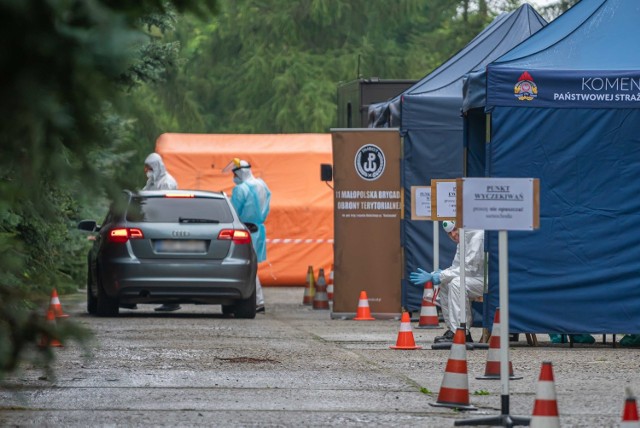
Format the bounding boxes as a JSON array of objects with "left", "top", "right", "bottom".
[
  {"left": 39, "top": 308, "right": 63, "bottom": 348},
  {"left": 327, "top": 264, "right": 334, "bottom": 301},
  {"left": 313, "top": 268, "right": 330, "bottom": 310},
  {"left": 390, "top": 311, "right": 422, "bottom": 350},
  {"left": 477, "top": 308, "right": 522, "bottom": 380},
  {"left": 49, "top": 288, "right": 69, "bottom": 319},
  {"left": 302, "top": 265, "right": 315, "bottom": 305},
  {"left": 430, "top": 328, "right": 477, "bottom": 410},
  {"left": 353, "top": 290, "right": 375, "bottom": 320},
  {"left": 415, "top": 281, "right": 441, "bottom": 329},
  {"left": 621, "top": 387, "right": 640, "bottom": 427},
  {"left": 530, "top": 361, "right": 560, "bottom": 428}
]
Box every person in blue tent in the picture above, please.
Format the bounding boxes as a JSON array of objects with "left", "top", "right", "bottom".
[
  {"left": 224, "top": 158, "right": 271, "bottom": 313},
  {"left": 409, "top": 221, "right": 484, "bottom": 343}
]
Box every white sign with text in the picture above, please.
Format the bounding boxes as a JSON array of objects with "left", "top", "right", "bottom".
[
  {"left": 412, "top": 186, "right": 431, "bottom": 219},
  {"left": 433, "top": 180, "right": 457, "bottom": 220},
  {"left": 460, "top": 177, "right": 539, "bottom": 231}
]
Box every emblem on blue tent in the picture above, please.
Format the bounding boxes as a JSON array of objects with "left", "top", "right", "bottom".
[{"left": 514, "top": 71, "right": 538, "bottom": 101}]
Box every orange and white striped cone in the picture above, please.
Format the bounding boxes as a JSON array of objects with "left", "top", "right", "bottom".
[
  {"left": 390, "top": 312, "right": 422, "bottom": 350},
  {"left": 39, "top": 308, "right": 63, "bottom": 348},
  {"left": 415, "top": 281, "right": 442, "bottom": 329},
  {"left": 430, "top": 328, "right": 477, "bottom": 410},
  {"left": 312, "top": 268, "right": 330, "bottom": 310},
  {"left": 327, "top": 264, "right": 334, "bottom": 301},
  {"left": 621, "top": 388, "right": 640, "bottom": 428},
  {"left": 302, "top": 265, "right": 315, "bottom": 305},
  {"left": 49, "top": 288, "right": 69, "bottom": 319},
  {"left": 530, "top": 361, "right": 560, "bottom": 428},
  {"left": 477, "top": 308, "right": 522, "bottom": 380},
  {"left": 353, "top": 290, "right": 375, "bottom": 320}
]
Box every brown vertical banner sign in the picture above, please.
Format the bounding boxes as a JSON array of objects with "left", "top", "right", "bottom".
[{"left": 330, "top": 129, "right": 402, "bottom": 319}]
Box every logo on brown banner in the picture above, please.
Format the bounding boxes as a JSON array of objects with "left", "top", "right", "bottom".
[{"left": 354, "top": 144, "right": 385, "bottom": 181}]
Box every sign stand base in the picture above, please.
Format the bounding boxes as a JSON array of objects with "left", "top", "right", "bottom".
[{"left": 454, "top": 394, "right": 530, "bottom": 427}]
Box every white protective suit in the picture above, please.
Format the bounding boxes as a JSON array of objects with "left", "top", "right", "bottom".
[
  {"left": 143, "top": 153, "right": 178, "bottom": 190},
  {"left": 438, "top": 229, "right": 485, "bottom": 331}
]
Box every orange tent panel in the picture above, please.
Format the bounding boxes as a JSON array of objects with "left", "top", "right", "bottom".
[{"left": 156, "top": 133, "right": 334, "bottom": 286}]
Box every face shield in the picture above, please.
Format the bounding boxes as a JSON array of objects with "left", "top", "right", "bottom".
[
  {"left": 223, "top": 158, "right": 252, "bottom": 183},
  {"left": 222, "top": 158, "right": 243, "bottom": 173}
]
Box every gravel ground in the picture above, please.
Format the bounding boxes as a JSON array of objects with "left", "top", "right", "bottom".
[{"left": 1, "top": 287, "right": 638, "bottom": 427}]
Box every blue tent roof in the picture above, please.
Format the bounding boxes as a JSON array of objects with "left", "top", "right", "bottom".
[
  {"left": 481, "top": 0, "right": 640, "bottom": 334},
  {"left": 492, "top": 0, "right": 638, "bottom": 70},
  {"left": 487, "top": 0, "right": 640, "bottom": 110},
  {"left": 391, "top": 5, "right": 547, "bottom": 312},
  {"left": 368, "top": 5, "right": 546, "bottom": 128}
]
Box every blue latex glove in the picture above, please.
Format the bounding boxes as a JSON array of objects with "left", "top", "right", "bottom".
[
  {"left": 431, "top": 271, "right": 441, "bottom": 285},
  {"left": 409, "top": 268, "right": 432, "bottom": 285}
]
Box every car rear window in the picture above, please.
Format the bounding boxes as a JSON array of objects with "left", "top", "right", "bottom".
[{"left": 126, "top": 196, "right": 234, "bottom": 223}]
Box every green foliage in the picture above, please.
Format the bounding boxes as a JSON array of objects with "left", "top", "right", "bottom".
[
  {"left": 536, "top": 0, "right": 579, "bottom": 21},
  {"left": 136, "top": 0, "right": 502, "bottom": 134},
  {"left": 0, "top": 0, "right": 538, "bottom": 378},
  {"left": 0, "top": 285, "right": 93, "bottom": 381},
  {"left": 0, "top": 0, "right": 216, "bottom": 378}
]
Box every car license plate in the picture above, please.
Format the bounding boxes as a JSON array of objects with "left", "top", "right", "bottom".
[{"left": 155, "top": 240, "right": 207, "bottom": 253}]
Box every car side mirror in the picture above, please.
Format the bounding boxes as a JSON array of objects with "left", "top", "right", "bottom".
[
  {"left": 320, "top": 164, "right": 333, "bottom": 182},
  {"left": 78, "top": 219, "right": 99, "bottom": 232},
  {"left": 244, "top": 222, "right": 258, "bottom": 233}
]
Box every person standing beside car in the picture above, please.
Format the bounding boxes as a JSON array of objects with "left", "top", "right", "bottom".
[
  {"left": 223, "top": 158, "right": 271, "bottom": 313},
  {"left": 143, "top": 152, "right": 178, "bottom": 192},
  {"left": 142, "top": 152, "right": 181, "bottom": 312}
]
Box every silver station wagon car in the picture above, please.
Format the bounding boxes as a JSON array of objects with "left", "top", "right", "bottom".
[{"left": 78, "top": 190, "right": 257, "bottom": 318}]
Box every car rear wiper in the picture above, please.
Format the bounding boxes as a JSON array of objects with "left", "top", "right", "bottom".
[{"left": 178, "top": 217, "right": 220, "bottom": 224}]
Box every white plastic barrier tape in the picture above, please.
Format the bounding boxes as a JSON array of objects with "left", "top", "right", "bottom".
[{"left": 267, "top": 239, "right": 334, "bottom": 244}]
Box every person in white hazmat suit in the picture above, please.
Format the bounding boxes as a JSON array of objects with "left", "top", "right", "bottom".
[
  {"left": 223, "top": 158, "right": 271, "bottom": 313},
  {"left": 143, "top": 152, "right": 178, "bottom": 192},
  {"left": 409, "top": 221, "right": 484, "bottom": 343},
  {"left": 142, "top": 153, "right": 181, "bottom": 312}
]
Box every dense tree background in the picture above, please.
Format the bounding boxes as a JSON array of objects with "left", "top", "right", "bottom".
[{"left": 0, "top": 0, "right": 573, "bottom": 378}]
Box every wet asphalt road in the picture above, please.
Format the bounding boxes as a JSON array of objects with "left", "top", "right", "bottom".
[{"left": 1, "top": 287, "right": 639, "bottom": 427}]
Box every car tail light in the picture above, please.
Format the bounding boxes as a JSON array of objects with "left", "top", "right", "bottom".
[
  {"left": 108, "top": 228, "right": 144, "bottom": 243},
  {"left": 217, "top": 229, "right": 251, "bottom": 244}
]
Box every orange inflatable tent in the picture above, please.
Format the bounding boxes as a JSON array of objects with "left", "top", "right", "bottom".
[{"left": 156, "top": 133, "right": 334, "bottom": 286}]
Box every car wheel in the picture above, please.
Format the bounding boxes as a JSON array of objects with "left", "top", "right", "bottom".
[
  {"left": 96, "top": 277, "right": 119, "bottom": 317},
  {"left": 87, "top": 265, "right": 97, "bottom": 315},
  {"left": 232, "top": 286, "right": 256, "bottom": 319}
]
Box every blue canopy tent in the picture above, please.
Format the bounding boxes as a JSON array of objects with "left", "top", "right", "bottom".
[
  {"left": 369, "top": 5, "right": 546, "bottom": 312},
  {"left": 368, "top": 8, "right": 515, "bottom": 129},
  {"left": 476, "top": 0, "right": 640, "bottom": 334}
]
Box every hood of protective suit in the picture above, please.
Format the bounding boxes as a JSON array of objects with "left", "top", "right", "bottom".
[
  {"left": 145, "top": 153, "right": 168, "bottom": 183},
  {"left": 143, "top": 152, "right": 177, "bottom": 191},
  {"left": 224, "top": 158, "right": 254, "bottom": 183}
]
